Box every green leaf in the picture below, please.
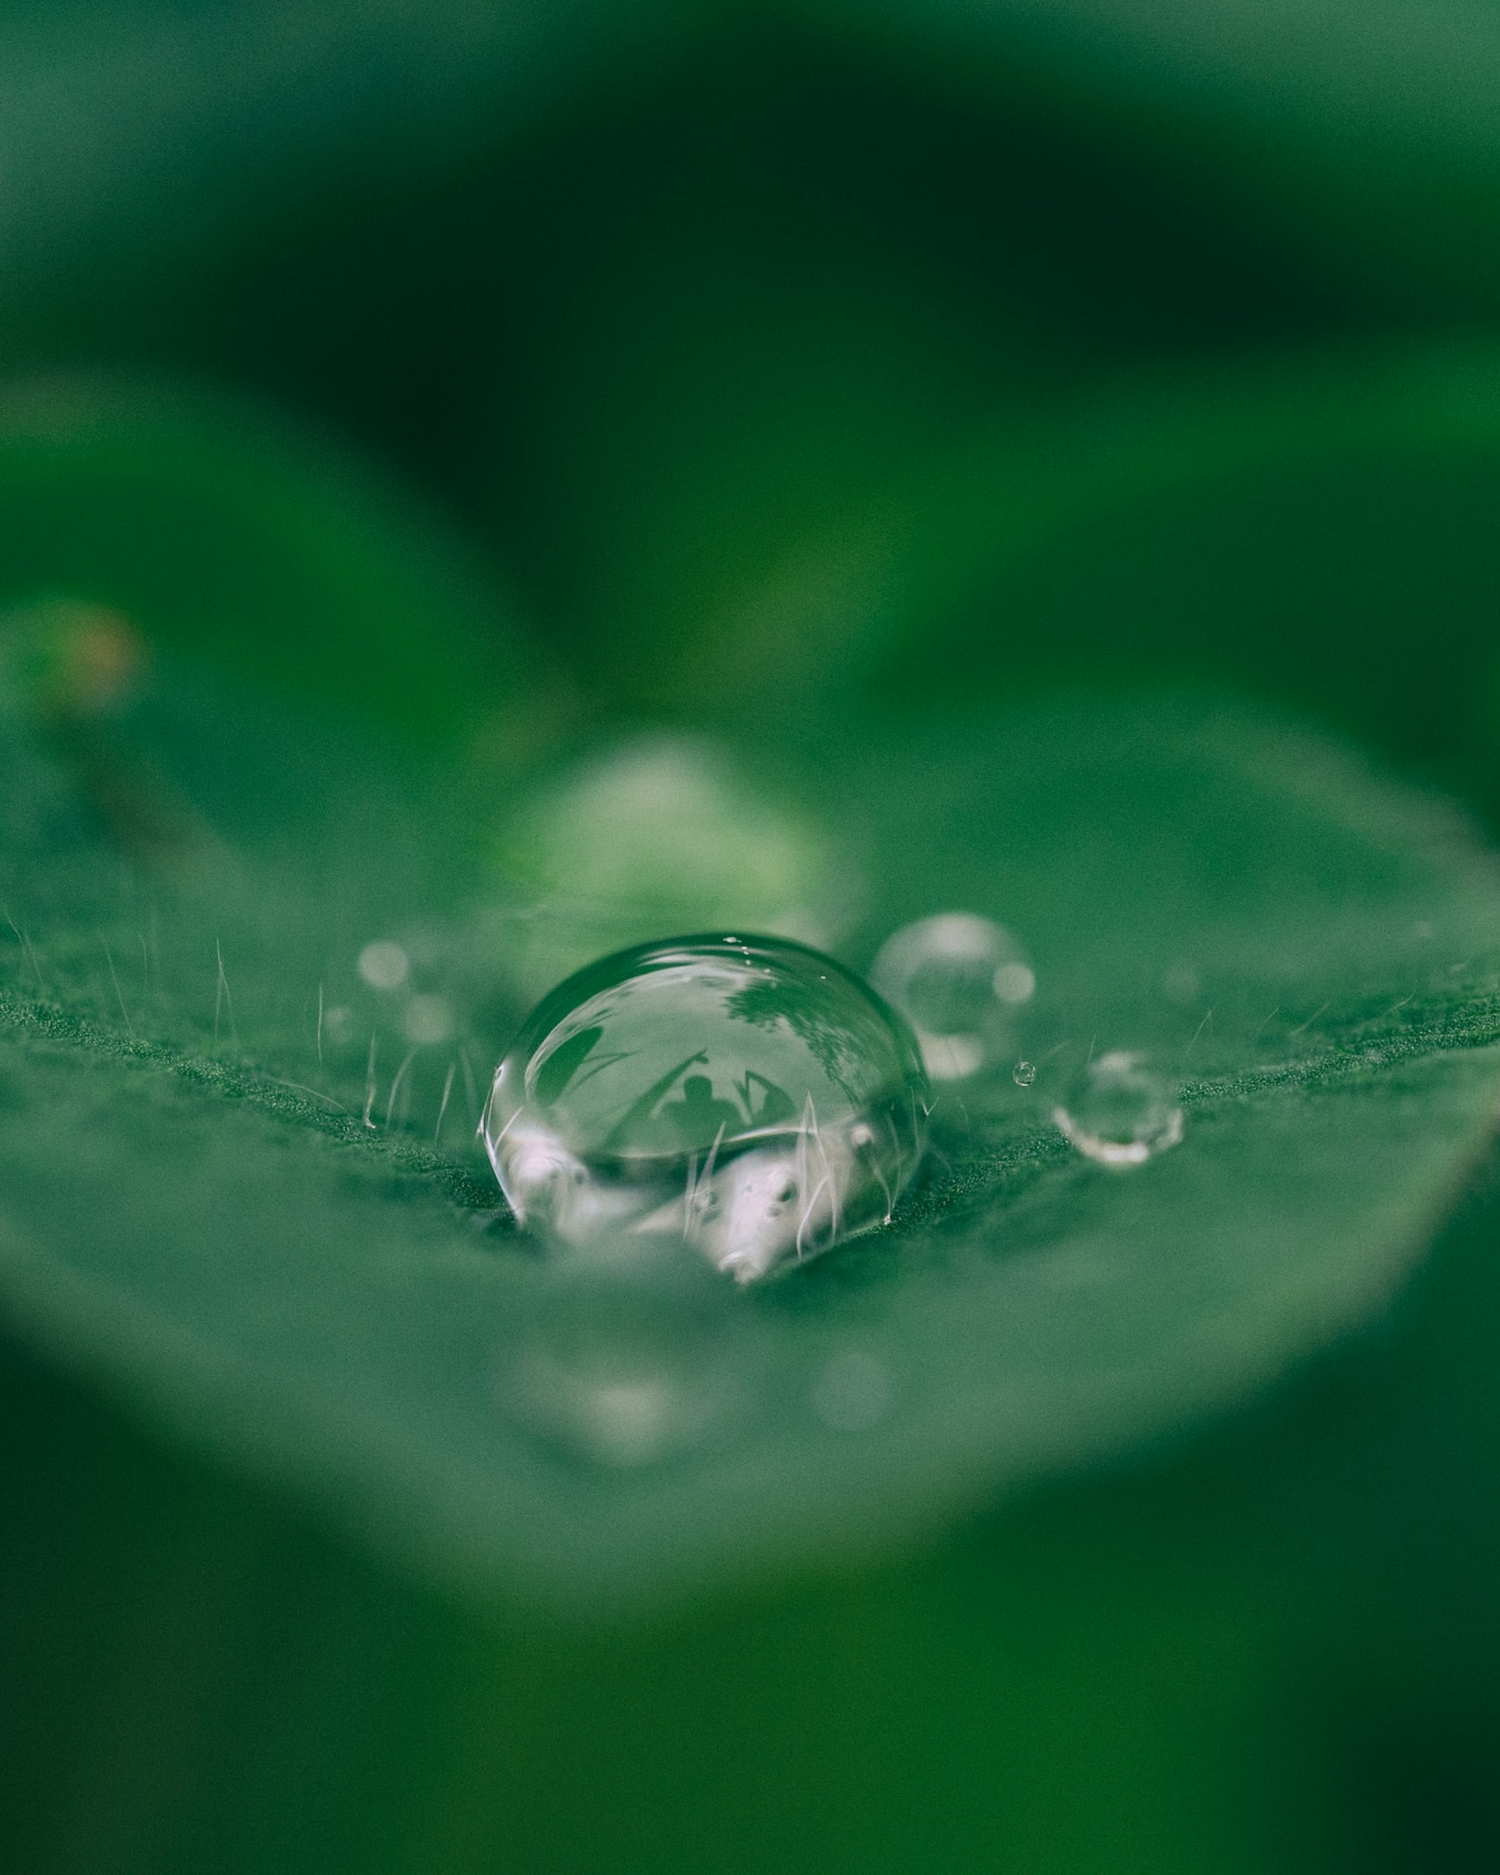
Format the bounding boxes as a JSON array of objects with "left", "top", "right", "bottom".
[
  {"left": 0, "top": 376, "right": 536, "bottom": 745},
  {"left": 1, "top": 648, "right": 1498, "bottom": 1609},
  {"left": 680, "top": 348, "right": 1500, "bottom": 801},
  {"left": 803, "top": 0, "right": 1500, "bottom": 310},
  {"left": 0, "top": 0, "right": 693, "bottom": 298}
]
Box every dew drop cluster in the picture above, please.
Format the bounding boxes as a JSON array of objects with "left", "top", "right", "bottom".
[{"left": 484, "top": 906, "right": 1192, "bottom": 1308}]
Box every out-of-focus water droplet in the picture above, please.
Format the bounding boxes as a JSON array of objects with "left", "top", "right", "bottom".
[
  {"left": 1053, "top": 1051, "right": 1184, "bottom": 1168},
  {"left": 870, "top": 912, "right": 1033, "bottom": 1081},
  {"left": 502, "top": 1280, "right": 731, "bottom": 1469},
  {"left": 1012, "top": 1059, "right": 1037, "bottom": 1087},
  {"left": 493, "top": 736, "right": 849, "bottom": 998},
  {"left": 485, "top": 934, "right": 929, "bottom": 1284},
  {"left": 359, "top": 940, "right": 409, "bottom": 990}
]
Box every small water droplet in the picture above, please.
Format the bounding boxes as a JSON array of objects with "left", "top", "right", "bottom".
[
  {"left": 1053, "top": 1051, "right": 1183, "bottom": 1168},
  {"left": 359, "top": 941, "right": 409, "bottom": 991},
  {"left": 1012, "top": 1059, "right": 1037, "bottom": 1087},
  {"left": 485, "top": 934, "right": 929, "bottom": 1284},
  {"left": 870, "top": 913, "right": 1033, "bottom": 1081}
]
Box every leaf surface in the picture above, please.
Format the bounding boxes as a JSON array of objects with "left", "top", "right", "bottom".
[{"left": 1, "top": 647, "right": 1498, "bottom": 1608}]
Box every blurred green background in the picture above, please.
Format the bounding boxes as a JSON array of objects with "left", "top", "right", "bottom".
[{"left": 7, "top": 2, "right": 1500, "bottom": 1868}]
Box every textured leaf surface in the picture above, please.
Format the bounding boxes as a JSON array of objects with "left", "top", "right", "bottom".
[{"left": 2, "top": 643, "right": 1499, "bottom": 1608}]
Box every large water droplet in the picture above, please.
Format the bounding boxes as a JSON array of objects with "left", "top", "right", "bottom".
[
  {"left": 870, "top": 912, "right": 1033, "bottom": 1081},
  {"left": 1053, "top": 1051, "right": 1184, "bottom": 1168},
  {"left": 485, "top": 934, "right": 929, "bottom": 1284}
]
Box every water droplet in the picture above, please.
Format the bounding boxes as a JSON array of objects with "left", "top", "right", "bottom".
[
  {"left": 993, "top": 961, "right": 1036, "bottom": 1004},
  {"left": 1012, "top": 1059, "right": 1037, "bottom": 1087},
  {"left": 1053, "top": 1051, "right": 1183, "bottom": 1168},
  {"left": 870, "top": 913, "right": 1032, "bottom": 1081},
  {"left": 359, "top": 941, "right": 409, "bottom": 991},
  {"left": 485, "top": 934, "right": 929, "bottom": 1284},
  {"left": 810, "top": 1348, "right": 894, "bottom": 1432}
]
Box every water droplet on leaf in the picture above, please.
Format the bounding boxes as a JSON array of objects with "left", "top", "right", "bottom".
[
  {"left": 484, "top": 934, "right": 929, "bottom": 1284},
  {"left": 870, "top": 912, "right": 1033, "bottom": 1081},
  {"left": 1053, "top": 1051, "right": 1184, "bottom": 1168},
  {"left": 359, "top": 941, "right": 408, "bottom": 991}
]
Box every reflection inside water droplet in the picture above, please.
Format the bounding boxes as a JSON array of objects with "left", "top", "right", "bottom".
[
  {"left": 870, "top": 913, "right": 1033, "bottom": 1081},
  {"left": 1053, "top": 1051, "right": 1184, "bottom": 1168},
  {"left": 485, "top": 934, "right": 929, "bottom": 1284}
]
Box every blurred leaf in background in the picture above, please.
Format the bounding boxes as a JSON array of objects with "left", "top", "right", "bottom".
[{"left": 6, "top": 3, "right": 1500, "bottom": 1872}]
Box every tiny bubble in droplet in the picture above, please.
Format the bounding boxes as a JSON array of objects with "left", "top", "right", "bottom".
[
  {"left": 1012, "top": 1059, "right": 1036, "bottom": 1087},
  {"left": 359, "top": 941, "right": 409, "bottom": 991},
  {"left": 1053, "top": 1050, "right": 1183, "bottom": 1168}
]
